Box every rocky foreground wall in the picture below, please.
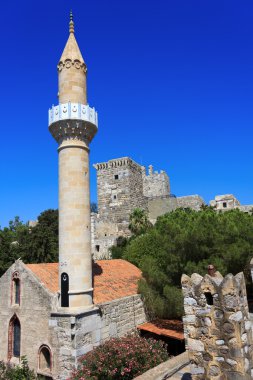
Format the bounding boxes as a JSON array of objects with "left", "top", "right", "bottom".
[{"left": 182, "top": 271, "right": 253, "bottom": 380}]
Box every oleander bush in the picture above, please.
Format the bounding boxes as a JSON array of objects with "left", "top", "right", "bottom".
[{"left": 69, "top": 334, "right": 168, "bottom": 380}]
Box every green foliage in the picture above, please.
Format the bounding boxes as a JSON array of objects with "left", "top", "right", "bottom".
[
  {"left": 0, "top": 356, "right": 36, "bottom": 379},
  {"left": 21, "top": 209, "right": 58, "bottom": 264},
  {"left": 129, "top": 208, "right": 152, "bottom": 236},
  {"left": 121, "top": 208, "right": 253, "bottom": 319},
  {"left": 70, "top": 334, "right": 168, "bottom": 380},
  {"left": 0, "top": 209, "right": 58, "bottom": 275},
  {"left": 110, "top": 236, "right": 128, "bottom": 259}
]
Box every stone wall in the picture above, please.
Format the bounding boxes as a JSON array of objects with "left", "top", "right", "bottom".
[
  {"left": 94, "top": 157, "right": 147, "bottom": 227},
  {"left": 148, "top": 196, "right": 178, "bottom": 224},
  {"left": 240, "top": 205, "right": 253, "bottom": 213},
  {"left": 210, "top": 194, "right": 241, "bottom": 211},
  {"left": 209, "top": 194, "right": 253, "bottom": 213},
  {"left": 50, "top": 294, "right": 147, "bottom": 379},
  {"left": 182, "top": 271, "right": 253, "bottom": 379},
  {"left": 0, "top": 260, "right": 58, "bottom": 379},
  {"left": 143, "top": 165, "right": 170, "bottom": 198},
  {"left": 92, "top": 157, "right": 209, "bottom": 258},
  {"left": 177, "top": 195, "right": 204, "bottom": 211},
  {"left": 91, "top": 213, "right": 118, "bottom": 259}
]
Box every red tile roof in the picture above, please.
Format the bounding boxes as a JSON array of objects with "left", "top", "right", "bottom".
[
  {"left": 26, "top": 260, "right": 142, "bottom": 304},
  {"left": 137, "top": 319, "right": 184, "bottom": 341}
]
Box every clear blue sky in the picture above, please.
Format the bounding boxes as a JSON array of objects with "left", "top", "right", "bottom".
[{"left": 1, "top": 0, "right": 253, "bottom": 227}]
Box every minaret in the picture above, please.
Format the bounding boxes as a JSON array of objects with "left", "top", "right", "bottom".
[{"left": 49, "top": 12, "right": 98, "bottom": 310}]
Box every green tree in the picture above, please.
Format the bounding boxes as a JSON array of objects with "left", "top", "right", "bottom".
[
  {"left": 0, "top": 209, "right": 59, "bottom": 275},
  {"left": 0, "top": 217, "right": 29, "bottom": 276},
  {"left": 20, "top": 209, "right": 58, "bottom": 263},
  {"left": 121, "top": 208, "right": 253, "bottom": 319},
  {"left": 129, "top": 208, "right": 152, "bottom": 236}
]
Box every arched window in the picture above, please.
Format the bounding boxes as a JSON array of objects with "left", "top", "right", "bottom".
[
  {"left": 12, "top": 272, "right": 20, "bottom": 305},
  {"left": 8, "top": 315, "right": 21, "bottom": 359},
  {"left": 61, "top": 273, "right": 69, "bottom": 307},
  {"left": 38, "top": 345, "right": 52, "bottom": 373}
]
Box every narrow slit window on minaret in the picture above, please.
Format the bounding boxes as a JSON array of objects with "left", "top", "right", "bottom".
[{"left": 61, "top": 273, "right": 69, "bottom": 307}]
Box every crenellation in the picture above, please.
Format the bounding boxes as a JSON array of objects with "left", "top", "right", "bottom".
[{"left": 182, "top": 269, "right": 253, "bottom": 380}]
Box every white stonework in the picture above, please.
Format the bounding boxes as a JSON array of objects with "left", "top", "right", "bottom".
[{"left": 48, "top": 103, "right": 98, "bottom": 127}]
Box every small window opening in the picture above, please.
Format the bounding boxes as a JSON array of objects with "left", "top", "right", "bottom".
[
  {"left": 223, "top": 202, "right": 227, "bottom": 208},
  {"left": 14, "top": 279, "right": 20, "bottom": 305},
  {"left": 39, "top": 346, "right": 52, "bottom": 372},
  {"left": 113, "top": 195, "right": 117, "bottom": 200},
  {"left": 61, "top": 273, "right": 69, "bottom": 307},
  {"left": 12, "top": 272, "right": 21, "bottom": 306},
  {"left": 114, "top": 175, "right": 119, "bottom": 180},
  {"left": 204, "top": 292, "right": 213, "bottom": 305},
  {"left": 95, "top": 245, "right": 100, "bottom": 252},
  {"left": 105, "top": 233, "right": 107, "bottom": 237}
]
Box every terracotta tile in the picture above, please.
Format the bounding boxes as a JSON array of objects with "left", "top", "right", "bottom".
[
  {"left": 137, "top": 319, "right": 184, "bottom": 341},
  {"left": 26, "top": 259, "right": 142, "bottom": 304}
]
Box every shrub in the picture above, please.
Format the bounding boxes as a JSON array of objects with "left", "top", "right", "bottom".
[
  {"left": 0, "top": 356, "right": 36, "bottom": 380},
  {"left": 69, "top": 334, "right": 168, "bottom": 380}
]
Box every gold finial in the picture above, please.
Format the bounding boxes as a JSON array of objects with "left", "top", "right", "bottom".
[{"left": 69, "top": 10, "right": 74, "bottom": 34}]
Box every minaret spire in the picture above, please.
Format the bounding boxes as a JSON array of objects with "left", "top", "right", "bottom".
[
  {"left": 69, "top": 10, "right": 74, "bottom": 34},
  {"left": 57, "top": 11, "right": 87, "bottom": 104}
]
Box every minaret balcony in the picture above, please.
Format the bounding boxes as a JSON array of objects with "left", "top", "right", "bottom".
[
  {"left": 48, "top": 102, "right": 98, "bottom": 128},
  {"left": 48, "top": 102, "right": 98, "bottom": 144}
]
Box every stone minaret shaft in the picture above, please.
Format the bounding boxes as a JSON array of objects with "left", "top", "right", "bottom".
[{"left": 49, "top": 13, "right": 98, "bottom": 310}]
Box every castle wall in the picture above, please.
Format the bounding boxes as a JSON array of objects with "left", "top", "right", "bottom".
[
  {"left": 182, "top": 271, "right": 253, "bottom": 380},
  {"left": 239, "top": 205, "right": 253, "bottom": 213},
  {"left": 92, "top": 158, "right": 207, "bottom": 258},
  {"left": 143, "top": 166, "right": 170, "bottom": 198},
  {"left": 177, "top": 195, "right": 204, "bottom": 211},
  {"left": 94, "top": 158, "right": 147, "bottom": 227},
  {"left": 148, "top": 196, "right": 178, "bottom": 223}
]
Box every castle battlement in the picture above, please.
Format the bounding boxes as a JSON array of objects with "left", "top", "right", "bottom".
[
  {"left": 182, "top": 271, "right": 253, "bottom": 379},
  {"left": 94, "top": 157, "right": 142, "bottom": 171}
]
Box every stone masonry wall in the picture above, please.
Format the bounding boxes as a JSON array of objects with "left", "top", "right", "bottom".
[
  {"left": 91, "top": 213, "right": 118, "bottom": 259},
  {"left": 0, "top": 260, "right": 58, "bottom": 379},
  {"left": 182, "top": 271, "right": 253, "bottom": 380},
  {"left": 177, "top": 195, "right": 204, "bottom": 211},
  {"left": 142, "top": 165, "right": 170, "bottom": 198},
  {"left": 148, "top": 196, "right": 178, "bottom": 224},
  {"left": 94, "top": 158, "right": 147, "bottom": 229},
  {"left": 50, "top": 294, "right": 147, "bottom": 379}
]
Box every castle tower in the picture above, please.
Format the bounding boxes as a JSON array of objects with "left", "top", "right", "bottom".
[{"left": 49, "top": 13, "right": 98, "bottom": 310}]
